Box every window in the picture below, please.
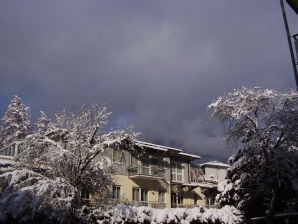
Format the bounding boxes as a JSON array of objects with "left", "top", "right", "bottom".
[
  {"left": 140, "top": 155, "right": 149, "bottom": 166},
  {"left": 112, "top": 185, "right": 121, "bottom": 200},
  {"left": 171, "top": 162, "right": 183, "bottom": 182},
  {"left": 131, "top": 155, "right": 149, "bottom": 167},
  {"left": 194, "top": 193, "right": 198, "bottom": 205},
  {"left": 205, "top": 196, "right": 215, "bottom": 207},
  {"left": 132, "top": 187, "right": 147, "bottom": 202},
  {"left": 158, "top": 191, "right": 165, "bottom": 202},
  {"left": 113, "top": 144, "right": 123, "bottom": 163},
  {"left": 151, "top": 157, "right": 164, "bottom": 168},
  {"left": 131, "top": 155, "right": 138, "bottom": 167},
  {"left": 171, "top": 192, "right": 183, "bottom": 207}
]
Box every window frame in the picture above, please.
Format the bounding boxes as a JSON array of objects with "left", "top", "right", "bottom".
[
  {"left": 132, "top": 187, "right": 148, "bottom": 202},
  {"left": 171, "top": 161, "right": 184, "bottom": 182},
  {"left": 131, "top": 154, "right": 139, "bottom": 167},
  {"left": 171, "top": 192, "right": 183, "bottom": 206},
  {"left": 158, "top": 191, "right": 166, "bottom": 202},
  {"left": 112, "top": 185, "right": 121, "bottom": 200},
  {"left": 112, "top": 144, "right": 124, "bottom": 164}
]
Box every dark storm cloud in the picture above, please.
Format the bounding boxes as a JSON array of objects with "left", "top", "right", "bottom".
[{"left": 1, "top": 0, "right": 297, "bottom": 160}]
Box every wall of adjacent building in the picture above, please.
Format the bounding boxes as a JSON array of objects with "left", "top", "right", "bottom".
[{"left": 204, "top": 166, "right": 228, "bottom": 183}]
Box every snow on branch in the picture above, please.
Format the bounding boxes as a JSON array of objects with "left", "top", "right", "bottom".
[
  {"left": 0, "top": 165, "right": 76, "bottom": 223},
  {"left": 16, "top": 103, "right": 137, "bottom": 204},
  {"left": 209, "top": 87, "right": 298, "bottom": 220}
]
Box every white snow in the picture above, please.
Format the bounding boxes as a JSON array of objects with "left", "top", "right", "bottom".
[
  {"left": 0, "top": 165, "right": 76, "bottom": 223},
  {"left": 201, "top": 160, "right": 230, "bottom": 168},
  {"left": 135, "top": 140, "right": 182, "bottom": 152},
  {"left": 94, "top": 205, "right": 243, "bottom": 224},
  {"left": 178, "top": 152, "right": 201, "bottom": 159}
]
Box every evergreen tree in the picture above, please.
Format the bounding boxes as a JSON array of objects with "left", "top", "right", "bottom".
[
  {"left": 0, "top": 95, "right": 31, "bottom": 146},
  {"left": 35, "top": 111, "right": 55, "bottom": 134}
]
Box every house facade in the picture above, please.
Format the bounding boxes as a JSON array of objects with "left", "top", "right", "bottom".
[
  {"left": 0, "top": 140, "right": 230, "bottom": 209},
  {"left": 103, "top": 140, "right": 229, "bottom": 209}
]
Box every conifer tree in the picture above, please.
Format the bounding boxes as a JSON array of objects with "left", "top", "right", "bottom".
[
  {"left": 35, "top": 111, "right": 55, "bottom": 134},
  {"left": 0, "top": 95, "right": 31, "bottom": 146}
]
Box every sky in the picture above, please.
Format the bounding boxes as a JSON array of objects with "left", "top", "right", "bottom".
[{"left": 0, "top": 1, "right": 297, "bottom": 162}]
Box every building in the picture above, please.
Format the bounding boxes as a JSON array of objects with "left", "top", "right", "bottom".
[
  {"left": 103, "top": 140, "right": 229, "bottom": 208},
  {"left": 190, "top": 161, "right": 230, "bottom": 208},
  {"left": 0, "top": 139, "right": 230, "bottom": 209}
]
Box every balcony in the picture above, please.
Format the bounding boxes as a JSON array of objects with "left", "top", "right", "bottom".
[
  {"left": 190, "top": 178, "right": 218, "bottom": 184},
  {"left": 128, "top": 165, "right": 165, "bottom": 180},
  {"left": 131, "top": 200, "right": 166, "bottom": 208},
  {"left": 82, "top": 198, "right": 166, "bottom": 209}
]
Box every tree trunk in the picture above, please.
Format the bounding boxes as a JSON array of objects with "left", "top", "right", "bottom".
[{"left": 266, "top": 188, "right": 278, "bottom": 224}]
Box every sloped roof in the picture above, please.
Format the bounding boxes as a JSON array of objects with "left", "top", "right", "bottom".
[
  {"left": 134, "top": 140, "right": 202, "bottom": 160},
  {"left": 178, "top": 152, "right": 201, "bottom": 159},
  {"left": 135, "top": 140, "right": 182, "bottom": 152},
  {"left": 200, "top": 160, "right": 230, "bottom": 168}
]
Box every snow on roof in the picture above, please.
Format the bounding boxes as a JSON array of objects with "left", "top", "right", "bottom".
[
  {"left": 135, "top": 140, "right": 182, "bottom": 152},
  {"left": 178, "top": 152, "right": 201, "bottom": 159},
  {"left": 134, "top": 140, "right": 202, "bottom": 160},
  {"left": 201, "top": 160, "right": 230, "bottom": 168}
]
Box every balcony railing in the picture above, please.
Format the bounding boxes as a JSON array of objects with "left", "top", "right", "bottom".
[
  {"left": 128, "top": 165, "right": 165, "bottom": 179},
  {"left": 190, "top": 178, "right": 218, "bottom": 184},
  {"left": 131, "top": 200, "right": 166, "bottom": 208},
  {"left": 81, "top": 198, "right": 166, "bottom": 209},
  {"left": 82, "top": 198, "right": 219, "bottom": 209},
  {"left": 204, "top": 204, "right": 220, "bottom": 209},
  {"left": 170, "top": 203, "right": 219, "bottom": 209},
  {"left": 171, "top": 203, "right": 200, "bottom": 208}
]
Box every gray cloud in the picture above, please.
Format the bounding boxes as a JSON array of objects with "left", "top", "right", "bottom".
[{"left": 0, "top": 0, "right": 297, "bottom": 160}]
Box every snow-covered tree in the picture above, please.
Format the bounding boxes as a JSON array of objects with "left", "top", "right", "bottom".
[
  {"left": 17, "top": 104, "right": 136, "bottom": 205},
  {"left": 209, "top": 87, "right": 298, "bottom": 221},
  {"left": 0, "top": 95, "right": 31, "bottom": 147},
  {"left": 0, "top": 163, "right": 76, "bottom": 223},
  {"left": 35, "top": 111, "right": 55, "bottom": 135}
]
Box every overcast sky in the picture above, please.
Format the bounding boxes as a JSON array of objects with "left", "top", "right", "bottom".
[{"left": 1, "top": 1, "right": 297, "bottom": 161}]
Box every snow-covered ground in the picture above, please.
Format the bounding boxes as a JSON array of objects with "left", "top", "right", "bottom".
[{"left": 80, "top": 204, "right": 243, "bottom": 224}]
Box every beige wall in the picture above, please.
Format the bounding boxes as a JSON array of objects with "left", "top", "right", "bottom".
[
  {"left": 204, "top": 166, "right": 227, "bottom": 183},
  {"left": 113, "top": 174, "right": 171, "bottom": 207},
  {"left": 113, "top": 174, "right": 208, "bottom": 208}
]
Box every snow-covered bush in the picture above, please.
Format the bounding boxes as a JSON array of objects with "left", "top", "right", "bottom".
[
  {"left": 209, "top": 87, "right": 298, "bottom": 221},
  {"left": 79, "top": 205, "right": 243, "bottom": 224},
  {"left": 0, "top": 163, "right": 76, "bottom": 223}
]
